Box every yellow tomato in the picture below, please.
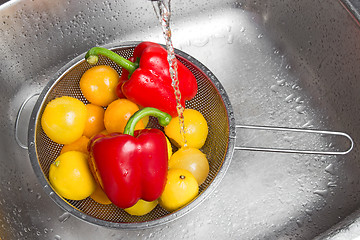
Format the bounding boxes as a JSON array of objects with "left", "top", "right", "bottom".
[
  {"left": 41, "top": 96, "right": 87, "bottom": 145},
  {"left": 60, "top": 136, "right": 90, "bottom": 154},
  {"left": 90, "top": 183, "right": 112, "bottom": 205},
  {"left": 83, "top": 104, "right": 105, "bottom": 138},
  {"left": 169, "top": 147, "right": 209, "bottom": 185},
  {"left": 166, "top": 136, "right": 172, "bottom": 160},
  {"left": 104, "top": 99, "right": 148, "bottom": 134},
  {"left": 124, "top": 199, "right": 158, "bottom": 216},
  {"left": 164, "top": 109, "right": 208, "bottom": 149},
  {"left": 80, "top": 65, "right": 119, "bottom": 107},
  {"left": 49, "top": 151, "right": 96, "bottom": 200},
  {"left": 159, "top": 168, "right": 198, "bottom": 212}
]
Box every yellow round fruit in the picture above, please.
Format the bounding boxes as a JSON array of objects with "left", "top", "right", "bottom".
[
  {"left": 159, "top": 168, "right": 199, "bottom": 212},
  {"left": 80, "top": 65, "right": 119, "bottom": 107},
  {"left": 83, "top": 104, "right": 105, "bottom": 138},
  {"left": 60, "top": 136, "right": 90, "bottom": 154},
  {"left": 41, "top": 96, "right": 87, "bottom": 145},
  {"left": 166, "top": 136, "right": 172, "bottom": 160},
  {"left": 104, "top": 99, "right": 147, "bottom": 134},
  {"left": 164, "top": 109, "right": 208, "bottom": 149},
  {"left": 90, "top": 183, "right": 112, "bottom": 205},
  {"left": 49, "top": 151, "right": 96, "bottom": 200},
  {"left": 124, "top": 199, "right": 158, "bottom": 216},
  {"left": 169, "top": 147, "right": 209, "bottom": 185}
]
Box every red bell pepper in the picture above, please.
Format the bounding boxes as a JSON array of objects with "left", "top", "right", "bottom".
[
  {"left": 85, "top": 41, "right": 198, "bottom": 117},
  {"left": 88, "top": 107, "right": 171, "bottom": 209}
]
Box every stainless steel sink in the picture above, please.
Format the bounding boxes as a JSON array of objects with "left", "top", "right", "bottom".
[{"left": 1, "top": 0, "right": 360, "bottom": 239}]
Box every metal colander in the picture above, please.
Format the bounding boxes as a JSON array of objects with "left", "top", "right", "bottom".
[{"left": 28, "top": 42, "right": 236, "bottom": 229}]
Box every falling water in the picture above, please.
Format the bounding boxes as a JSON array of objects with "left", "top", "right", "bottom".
[{"left": 153, "top": 0, "right": 187, "bottom": 147}]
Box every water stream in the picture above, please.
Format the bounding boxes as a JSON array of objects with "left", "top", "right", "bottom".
[{"left": 152, "top": 0, "right": 188, "bottom": 147}]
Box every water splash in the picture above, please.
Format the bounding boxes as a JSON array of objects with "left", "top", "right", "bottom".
[{"left": 153, "top": 0, "right": 187, "bottom": 147}]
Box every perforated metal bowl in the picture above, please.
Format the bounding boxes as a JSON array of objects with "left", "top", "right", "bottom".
[{"left": 28, "top": 42, "right": 236, "bottom": 229}]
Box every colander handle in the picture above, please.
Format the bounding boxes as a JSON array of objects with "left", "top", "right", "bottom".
[
  {"left": 14, "top": 93, "right": 40, "bottom": 150},
  {"left": 234, "top": 125, "right": 354, "bottom": 155}
]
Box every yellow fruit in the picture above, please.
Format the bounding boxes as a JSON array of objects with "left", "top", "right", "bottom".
[
  {"left": 104, "top": 99, "right": 147, "bottom": 134},
  {"left": 90, "top": 183, "right": 112, "bottom": 205},
  {"left": 49, "top": 151, "right": 96, "bottom": 200},
  {"left": 80, "top": 65, "right": 119, "bottom": 107},
  {"left": 166, "top": 136, "right": 172, "bottom": 160},
  {"left": 60, "top": 136, "right": 90, "bottom": 154},
  {"left": 159, "top": 168, "right": 198, "bottom": 212},
  {"left": 41, "top": 96, "right": 87, "bottom": 144},
  {"left": 169, "top": 147, "right": 209, "bottom": 185},
  {"left": 83, "top": 104, "right": 105, "bottom": 138},
  {"left": 124, "top": 199, "right": 158, "bottom": 216},
  {"left": 164, "top": 109, "right": 208, "bottom": 149}
]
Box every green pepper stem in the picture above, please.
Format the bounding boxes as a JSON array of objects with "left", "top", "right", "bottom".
[
  {"left": 124, "top": 107, "right": 172, "bottom": 136},
  {"left": 85, "top": 47, "right": 138, "bottom": 73}
]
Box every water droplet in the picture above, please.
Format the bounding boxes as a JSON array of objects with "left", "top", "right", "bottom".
[
  {"left": 295, "top": 97, "right": 304, "bottom": 104},
  {"left": 302, "top": 120, "right": 313, "bottom": 128},
  {"left": 214, "top": 33, "right": 225, "bottom": 38},
  {"left": 290, "top": 84, "right": 298, "bottom": 90},
  {"left": 257, "top": 33, "right": 263, "bottom": 39},
  {"left": 191, "top": 37, "right": 209, "bottom": 47},
  {"left": 58, "top": 212, "right": 70, "bottom": 223},
  {"left": 327, "top": 181, "right": 337, "bottom": 188},
  {"left": 325, "top": 163, "right": 335, "bottom": 175},
  {"left": 314, "top": 189, "right": 329, "bottom": 198},
  {"left": 296, "top": 219, "right": 304, "bottom": 227},
  {"left": 276, "top": 79, "right": 286, "bottom": 86},
  {"left": 54, "top": 235, "right": 61, "bottom": 240},
  {"left": 305, "top": 208, "right": 313, "bottom": 216},
  {"left": 285, "top": 94, "right": 295, "bottom": 103},
  {"left": 240, "top": 26, "right": 245, "bottom": 32},
  {"left": 227, "top": 34, "right": 234, "bottom": 44},
  {"left": 295, "top": 105, "right": 305, "bottom": 114},
  {"left": 270, "top": 85, "right": 279, "bottom": 92}
]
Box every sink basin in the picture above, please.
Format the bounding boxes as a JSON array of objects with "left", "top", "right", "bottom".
[{"left": 1, "top": 0, "right": 360, "bottom": 239}]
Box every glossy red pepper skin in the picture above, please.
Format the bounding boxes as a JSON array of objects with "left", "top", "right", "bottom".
[
  {"left": 116, "top": 56, "right": 135, "bottom": 99},
  {"left": 87, "top": 107, "right": 171, "bottom": 209},
  {"left": 89, "top": 129, "right": 168, "bottom": 208},
  {"left": 117, "top": 42, "right": 198, "bottom": 117}
]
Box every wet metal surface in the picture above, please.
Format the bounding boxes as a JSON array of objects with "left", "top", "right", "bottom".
[{"left": 1, "top": 0, "right": 360, "bottom": 239}]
